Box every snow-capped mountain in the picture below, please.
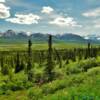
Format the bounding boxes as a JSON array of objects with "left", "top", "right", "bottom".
[
  {"left": 83, "top": 34, "right": 100, "bottom": 42},
  {"left": 0, "top": 30, "right": 99, "bottom": 43}
]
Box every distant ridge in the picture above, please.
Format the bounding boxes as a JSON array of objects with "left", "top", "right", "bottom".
[{"left": 0, "top": 30, "right": 99, "bottom": 44}]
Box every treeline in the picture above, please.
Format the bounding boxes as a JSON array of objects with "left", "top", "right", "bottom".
[{"left": 0, "top": 35, "right": 100, "bottom": 83}]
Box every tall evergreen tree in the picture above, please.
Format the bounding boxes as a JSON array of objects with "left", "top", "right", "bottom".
[
  {"left": 87, "top": 42, "right": 91, "bottom": 58},
  {"left": 0, "top": 56, "right": 4, "bottom": 70},
  {"left": 27, "top": 39, "right": 32, "bottom": 71},
  {"left": 45, "top": 35, "right": 54, "bottom": 81},
  {"left": 27, "top": 39, "right": 33, "bottom": 81},
  {"left": 54, "top": 48, "right": 62, "bottom": 68},
  {"left": 15, "top": 52, "right": 20, "bottom": 73}
]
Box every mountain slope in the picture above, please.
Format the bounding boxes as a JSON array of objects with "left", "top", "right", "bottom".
[{"left": 0, "top": 30, "right": 99, "bottom": 44}]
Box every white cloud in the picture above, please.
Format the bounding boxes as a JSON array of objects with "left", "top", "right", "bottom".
[
  {"left": 84, "top": 36, "right": 89, "bottom": 40},
  {"left": 26, "top": 32, "right": 32, "bottom": 36},
  {"left": 92, "top": 18, "right": 100, "bottom": 28},
  {"left": 0, "top": 3, "right": 10, "bottom": 18},
  {"left": 0, "top": 0, "right": 5, "bottom": 2},
  {"left": 97, "top": 37, "right": 100, "bottom": 40},
  {"left": 6, "top": 13, "right": 41, "bottom": 25},
  {"left": 41, "top": 6, "right": 54, "bottom": 14},
  {"left": 49, "top": 17, "right": 82, "bottom": 27},
  {"left": 82, "top": 7, "right": 100, "bottom": 17},
  {"left": 94, "top": 24, "right": 100, "bottom": 28}
]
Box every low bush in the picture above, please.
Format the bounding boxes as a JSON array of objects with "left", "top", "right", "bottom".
[
  {"left": 66, "top": 58, "right": 98, "bottom": 75},
  {"left": 87, "top": 67, "right": 100, "bottom": 76},
  {"left": 42, "top": 79, "right": 67, "bottom": 95},
  {"left": 28, "top": 87, "right": 43, "bottom": 100},
  {"left": 78, "top": 58, "right": 98, "bottom": 72},
  {"left": 0, "top": 79, "right": 33, "bottom": 95},
  {"left": 1, "top": 64, "right": 10, "bottom": 75}
]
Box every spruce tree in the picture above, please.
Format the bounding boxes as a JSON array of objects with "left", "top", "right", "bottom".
[
  {"left": 0, "top": 56, "right": 4, "bottom": 71},
  {"left": 15, "top": 52, "right": 20, "bottom": 73},
  {"left": 1, "top": 56, "right": 9, "bottom": 75},
  {"left": 45, "top": 35, "right": 54, "bottom": 82},
  {"left": 54, "top": 48, "right": 62, "bottom": 68},
  {"left": 27, "top": 39, "right": 33, "bottom": 81},
  {"left": 27, "top": 39, "right": 32, "bottom": 71},
  {"left": 88, "top": 42, "right": 91, "bottom": 57}
]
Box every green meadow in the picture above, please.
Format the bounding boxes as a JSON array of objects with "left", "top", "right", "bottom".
[
  {"left": 0, "top": 42, "right": 99, "bottom": 51},
  {"left": 0, "top": 42, "right": 100, "bottom": 100}
]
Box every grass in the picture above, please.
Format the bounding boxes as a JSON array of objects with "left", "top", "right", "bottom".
[{"left": 0, "top": 42, "right": 99, "bottom": 51}]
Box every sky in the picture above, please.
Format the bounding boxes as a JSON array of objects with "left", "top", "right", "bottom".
[{"left": 0, "top": 0, "right": 100, "bottom": 36}]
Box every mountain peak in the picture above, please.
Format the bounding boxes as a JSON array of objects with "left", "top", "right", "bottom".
[
  {"left": 3, "top": 30, "right": 16, "bottom": 37},
  {"left": 0, "top": 30, "right": 99, "bottom": 43}
]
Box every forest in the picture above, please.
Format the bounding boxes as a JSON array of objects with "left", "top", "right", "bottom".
[{"left": 0, "top": 35, "right": 100, "bottom": 100}]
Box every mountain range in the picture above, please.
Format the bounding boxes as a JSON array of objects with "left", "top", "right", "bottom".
[{"left": 0, "top": 30, "right": 100, "bottom": 44}]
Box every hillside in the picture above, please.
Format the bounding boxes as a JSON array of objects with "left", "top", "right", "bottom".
[{"left": 0, "top": 30, "right": 100, "bottom": 44}]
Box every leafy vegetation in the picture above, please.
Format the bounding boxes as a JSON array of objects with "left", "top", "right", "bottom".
[{"left": 0, "top": 35, "right": 100, "bottom": 100}]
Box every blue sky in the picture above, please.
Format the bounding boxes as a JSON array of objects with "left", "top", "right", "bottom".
[{"left": 0, "top": 0, "right": 100, "bottom": 36}]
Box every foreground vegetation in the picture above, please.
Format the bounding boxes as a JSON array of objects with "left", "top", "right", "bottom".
[
  {"left": 0, "top": 35, "right": 100, "bottom": 100},
  {"left": 0, "top": 57, "right": 100, "bottom": 100}
]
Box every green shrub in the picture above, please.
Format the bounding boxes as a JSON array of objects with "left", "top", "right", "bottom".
[
  {"left": 66, "top": 64, "right": 82, "bottom": 75},
  {"left": 87, "top": 67, "right": 100, "bottom": 76},
  {"left": 22, "top": 79, "right": 33, "bottom": 89},
  {"left": 5, "top": 81, "right": 24, "bottom": 91},
  {"left": 0, "top": 80, "right": 29, "bottom": 92},
  {"left": 1, "top": 64, "right": 10, "bottom": 75},
  {"left": 43, "top": 89, "right": 68, "bottom": 100},
  {"left": 78, "top": 58, "right": 98, "bottom": 72},
  {"left": 66, "top": 58, "right": 98, "bottom": 75},
  {"left": 42, "top": 79, "right": 67, "bottom": 95},
  {"left": 28, "top": 87, "right": 43, "bottom": 100},
  {"left": 5, "top": 90, "right": 12, "bottom": 95}
]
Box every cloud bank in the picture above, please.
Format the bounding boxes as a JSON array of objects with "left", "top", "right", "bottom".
[
  {"left": 41, "top": 6, "right": 54, "bottom": 14},
  {"left": 0, "top": 0, "right": 5, "bottom": 3},
  {"left": 6, "top": 13, "right": 41, "bottom": 25},
  {"left": 83, "top": 7, "right": 100, "bottom": 17},
  {"left": 0, "top": 3, "right": 10, "bottom": 18},
  {"left": 49, "top": 17, "right": 82, "bottom": 27}
]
